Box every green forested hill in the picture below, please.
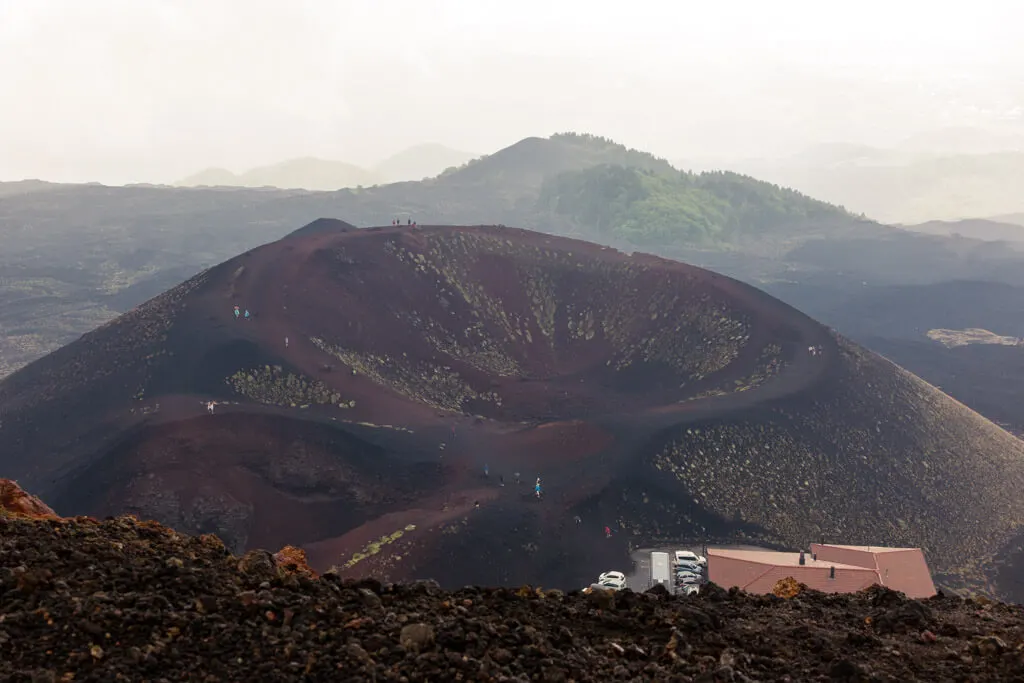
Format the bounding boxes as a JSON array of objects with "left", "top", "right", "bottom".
[{"left": 536, "top": 164, "right": 854, "bottom": 247}]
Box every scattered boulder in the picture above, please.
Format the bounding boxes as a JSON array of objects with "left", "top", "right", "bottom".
[
  {"left": 236, "top": 549, "right": 277, "bottom": 580},
  {"left": 273, "top": 545, "right": 316, "bottom": 577},
  {"left": 399, "top": 623, "right": 436, "bottom": 652}
]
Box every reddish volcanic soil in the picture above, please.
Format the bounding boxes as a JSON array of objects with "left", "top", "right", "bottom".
[
  {"left": 3, "top": 222, "right": 1024, "bottom": 599},
  {"left": 0, "top": 479, "right": 58, "bottom": 520}
]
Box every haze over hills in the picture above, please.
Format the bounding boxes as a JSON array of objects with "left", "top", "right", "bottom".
[
  {"left": 375, "top": 143, "right": 479, "bottom": 182},
  {"left": 989, "top": 213, "right": 1024, "bottom": 227},
  {"left": 174, "top": 144, "right": 478, "bottom": 190},
  {"left": 2, "top": 222, "right": 1024, "bottom": 600},
  {"left": 895, "top": 218, "right": 1024, "bottom": 243},
  {"left": 701, "top": 139, "right": 1024, "bottom": 224}
]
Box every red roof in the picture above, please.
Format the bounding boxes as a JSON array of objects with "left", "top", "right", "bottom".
[
  {"left": 810, "top": 544, "right": 936, "bottom": 598},
  {"left": 707, "top": 544, "right": 936, "bottom": 598}
]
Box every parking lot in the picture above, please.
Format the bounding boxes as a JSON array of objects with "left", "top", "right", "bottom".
[
  {"left": 618, "top": 544, "right": 771, "bottom": 594},
  {"left": 623, "top": 546, "right": 707, "bottom": 594}
]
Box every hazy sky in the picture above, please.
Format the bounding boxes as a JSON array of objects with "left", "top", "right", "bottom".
[{"left": 1, "top": 0, "right": 1022, "bottom": 183}]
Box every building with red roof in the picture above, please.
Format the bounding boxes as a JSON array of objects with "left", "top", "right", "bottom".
[{"left": 707, "top": 543, "right": 936, "bottom": 598}]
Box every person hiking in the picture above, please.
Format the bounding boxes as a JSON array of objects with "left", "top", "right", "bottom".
[
  {"left": 574, "top": 515, "right": 582, "bottom": 526},
  {"left": 499, "top": 474, "right": 504, "bottom": 487},
  {"left": 514, "top": 472, "right": 521, "bottom": 485},
  {"left": 407, "top": 218, "right": 412, "bottom": 226},
  {"left": 483, "top": 464, "right": 489, "bottom": 477},
  {"left": 244, "top": 309, "right": 250, "bottom": 320},
  {"left": 535, "top": 479, "right": 542, "bottom": 498},
  {"left": 284, "top": 336, "right": 289, "bottom": 348},
  {"left": 233, "top": 305, "right": 240, "bottom": 320},
  {"left": 206, "top": 401, "right": 216, "bottom": 414},
  {"left": 604, "top": 525, "right": 612, "bottom": 538}
]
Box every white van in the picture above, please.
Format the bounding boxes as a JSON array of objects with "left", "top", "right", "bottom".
[{"left": 651, "top": 552, "right": 671, "bottom": 587}]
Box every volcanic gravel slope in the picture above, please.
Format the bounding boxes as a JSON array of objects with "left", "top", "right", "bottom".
[
  {"left": 1, "top": 222, "right": 1024, "bottom": 600},
  {"left": 2, "top": 514, "right": 1024, "bottom": 683}
]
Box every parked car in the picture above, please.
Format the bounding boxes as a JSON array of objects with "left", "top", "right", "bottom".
[
  {"left": 599, "top": 571, "right": 626, "bottom": 584},
  {"left": 675, "top": 550, "right": 707, "bottom": 566},
  {"left": 676, "top": 561, "right": 702, "bottom": 574},
  {"left": 681, "top": 585, "right": 700, "bottom": 596}
]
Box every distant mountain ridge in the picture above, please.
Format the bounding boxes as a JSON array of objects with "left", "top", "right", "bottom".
[
  {"left": 175, "top": 157, "right": 384, "bottom": 191},
  {"left": 175, "top": 144, "right": 478, "bottom": 190}
]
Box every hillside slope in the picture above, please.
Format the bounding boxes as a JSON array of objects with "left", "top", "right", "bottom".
[{"left": 2, "top": 224, "right": 1023, "bottom": 600}]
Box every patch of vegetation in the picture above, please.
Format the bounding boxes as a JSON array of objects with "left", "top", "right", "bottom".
[
  {"left": 311, "top": 336, "right": 501, "bottom": 413},
  {"left": 227, "top": 365, "right": 352, "bottom": 408},
  {"left": 343, "top": 524, "right": 417, "bottom": 569},
  {"left": 687, "top": 342, "right": 786, "bottom": 399}
]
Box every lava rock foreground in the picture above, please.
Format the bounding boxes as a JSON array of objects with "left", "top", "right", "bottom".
[
  {"left": 1, "top": 514, "right": 1023, "bottom": 682},
  {"left": 3, "top": 223, "right": 1024, "bottom": 600}
]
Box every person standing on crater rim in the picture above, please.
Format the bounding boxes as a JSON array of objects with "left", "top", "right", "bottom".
[{"left": 233, "top": 305, "right": 240, "bottom": 320}]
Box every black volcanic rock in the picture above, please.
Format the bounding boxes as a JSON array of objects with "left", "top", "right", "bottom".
[
  {"left": 1, "top": 224, "right": 1024, "bottom": 601},
  {"left": 1, "top": 514, "right": 1023, "bottom": 682}
]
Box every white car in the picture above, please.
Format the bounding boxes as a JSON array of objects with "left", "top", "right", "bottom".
[
  {"left": 599, "top": 571, "right": 626, "bottom": 585},
  {"left": 681, "top": 585, "right": 700, "bottom": 596},
  {"left": 675, "top": 550, "right": 707, "bottom": 566}
]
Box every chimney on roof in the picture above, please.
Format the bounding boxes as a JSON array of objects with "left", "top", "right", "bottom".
[
  {"left": 799, "top": 550, "right": 805, "bottom": 565},
  {"left": 829, "top": 566, "right": 835, "bottom": 580}
]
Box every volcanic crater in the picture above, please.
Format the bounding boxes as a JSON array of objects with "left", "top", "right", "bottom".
[{"left": 2, "top": 222, "right": 1024, "bottom": 600}]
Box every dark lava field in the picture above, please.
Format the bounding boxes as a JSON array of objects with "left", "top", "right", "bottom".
[
  {"left": 1, "top": 512, "right": 1023, "bottom": 682},
  {"left": 1, "top": 222, "right": 1023, "bottom": 600}
]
